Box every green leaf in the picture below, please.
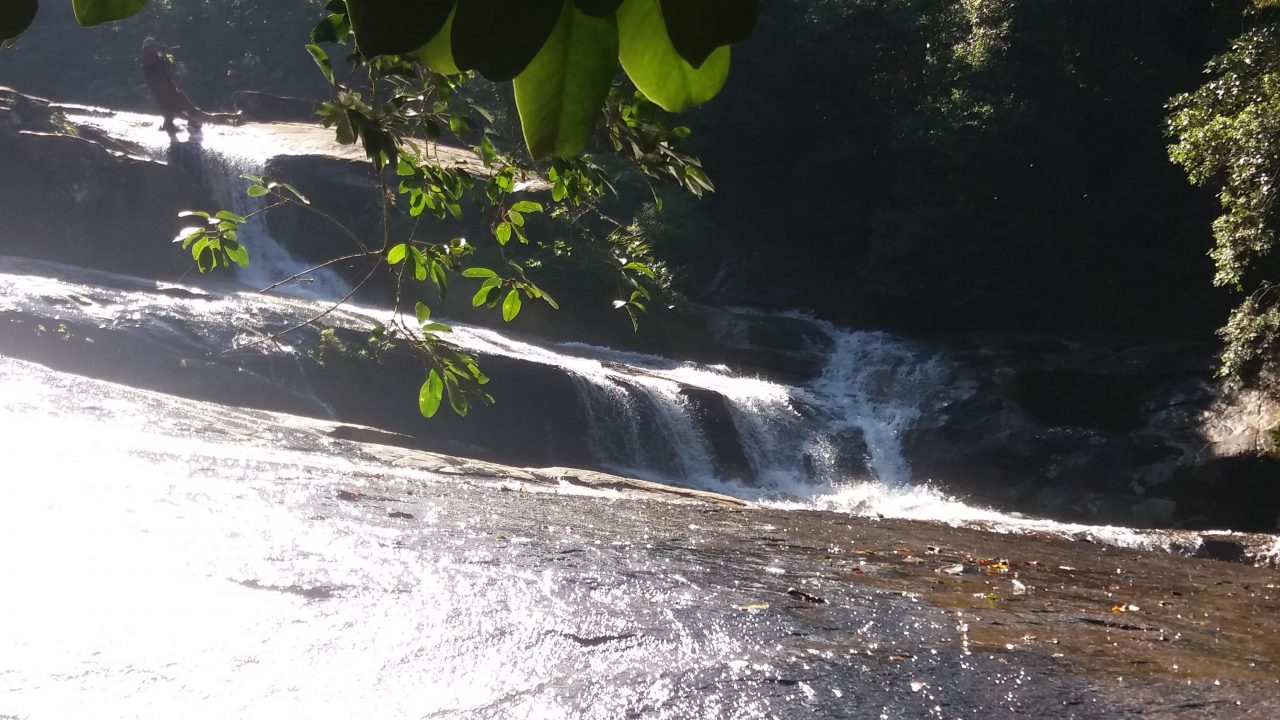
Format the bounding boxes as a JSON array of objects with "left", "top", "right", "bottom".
[
  {"left": 415, "top": 301, "right": 431, "bottom": 325},
  {"left": 461, "top": 267, "right": 498, "bottom": 279},
  {"left": 419, "top": 369, "right": 445, "bottom": 418},
  {"left": 410, "top": 246, "right": 429, "bottom": 281},
  {"left": 507, "top": 209, "right": 525, "bottom": 227},
  {"left": 444, "top": 371, "right": 469, "bottom": 416},
  {"left": 224, "top": 242, "right": 250, "bottom": 268},
  {"left": 510, "top": 200, "right": 544, "bottom": 213},
  {"left": 478, "top": 134, "right": 498, "bottom": 166},
  {"left": 310, "top": 12, "right": 349, "bottom": 44},
  {"left": 513, "top": 1, "right": 617, "bottom": 159},
  {"left": 495, "top": 222, "right": 513, "bottom": 245},
  {"left": 215, "top": 210, "right": 247, "bottom": 223},
  {"left": 72, "top": 0, "right": 147, "bottom": 26},
  {"left": 617, "top": 0, "right": 730, "bottom": 112},
  {"left": 502, "top": 288, "right": 523, "bottom": 321},
  {"left": 623, "top": 261, "right": 656, "bottom": 277},
  {"left": 277, "top": 183, "right": 310, "bottom": 204},
  {"left": 387, "top": 243, "right": 407, "bottom": 265},
  {"left": 659, "top": 0, "right": 757, "bottom": 68},
  {"left": 412, "top": 4, "right": 459, "bottom": 74},
  {"left": 471, "top": 284, "right": 495, "bottom": 307},
  {"left": 246, "top": 184, "right": 269, "bottom": 198},
  {"left": 346, "top": 0, "right": 454, "bottom": 57},
  {"left": 306, "top": 44, "right": 335, "bottom": 85},
  {"left": 452, "top": 0, "right": 564, "bottom": 81},
  {"left": 0, "top": 0, "right": 36, "bottom": 43},
  {"left": 421, "top": 322, "right": 452, "bottom": 333}
]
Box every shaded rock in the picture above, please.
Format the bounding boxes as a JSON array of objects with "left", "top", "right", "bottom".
[{"left": 232, "top": 90, "right": 320, "bottom": 123}]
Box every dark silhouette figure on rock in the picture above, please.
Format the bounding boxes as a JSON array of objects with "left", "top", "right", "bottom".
[{"left": 139, "top": 37, "right": 240, "bottom": 135}]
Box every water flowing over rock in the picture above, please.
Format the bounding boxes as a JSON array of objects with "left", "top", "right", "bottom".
[
  {"left": 3, "top": 355, "right": 1279, "bottom": 718},
  {"left": 1, "top": 89, "right": 1277, "bottom": 534}
]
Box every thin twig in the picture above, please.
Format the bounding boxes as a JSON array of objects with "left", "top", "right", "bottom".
[
  {"left": 256, "top": 250, "right": 380, "bottom": 294},
  {"left": 283, "top": 196, "right": 372, "bottom": 254},
  {"left": 224, "top": 259, "right": 382, "bottom": 356}
]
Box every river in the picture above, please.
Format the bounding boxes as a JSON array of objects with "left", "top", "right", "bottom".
[{"left": 1, "top": 107, "right": 1278, "bottom": 718}]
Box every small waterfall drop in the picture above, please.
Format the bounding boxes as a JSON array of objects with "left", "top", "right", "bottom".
[
  {"left": 66, "top": 109, "right": 348, "bottom": 299},
  {"left": 193, "top": 146, "right": 349, "bottom": 300},
  {"left": 433, "top": 315, "right": 945, "bottom": 496},
  {"left": 806, "top": 324, "right": 944, "bottom": 486}
]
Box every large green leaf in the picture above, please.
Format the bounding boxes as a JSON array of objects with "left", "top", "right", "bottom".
[
  {"left": 659, "top": 0, "right": 757, "bottom": 68},
  {"left": 412, "top": 4, "right": 458, "bottom": 74},
  {"left": 72, "top": 0, "right": 148, "bottom": 27},
  {"left": 514, "top": 1, "right": 617, "bottom": 159},
  {"left": 0, "top": 0, "right": 36, "bottom": 42},
  {"left": 347, "top": 0, "right": 453, "bottom": 57},
  {"left": 418, "top": 369, "right": 445, "bottom": 418},
  {"left": 617, "top": 0, "right": 730, "bottom": 112},
  {"left": 452, "top": 0, "right": 563, "bottom": 81}
]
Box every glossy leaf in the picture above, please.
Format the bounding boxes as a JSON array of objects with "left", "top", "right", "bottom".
[
  {"left": 510, "top": 200, "right": 544, "bottom": 213},
  {"left": 461, "top": 267, "right": 498, "bottom": 279},
  {"left": 387, "top": 243, "right": 407, "bottom": 265},
  {"left": 418, "top": 369, "right": 445, "bottom": 418},
  {"left": 452, "top": 0, "right": 563, "bottom": 81},
  {"left": 502, "top": 288, "right": 522, "bottom": 321},
  {"left": 72, "top": 0, "right": 147, "bottom": 26},
  {"left": 444, "top": 371, "right": 468, "bottom": 416},
  {"left": 411, "top": 4, "right": 459, "bottom": 74},
  {"left": 306, "top": 44, "right": 334, "bottom": 84},
  {"left": 471, "top": 284, "right": 495, "bottom": 307},
  {"left": 347, "top": 0, "right": 453, "bottom": 57},
  {"left": 415, "top": 301, "right": 431, "bottom": 325},
  {"left": 617, "top": 0, "right": 730, "bottom": 112},
  {"left": 513, "top": 1, "right": 618, "bottom": 158},
  {"left": 659, "top": 0, "right": 758, "bottom": 68},
  {"left": 0, "top": 0, "right": 36, "bottom": 43}
]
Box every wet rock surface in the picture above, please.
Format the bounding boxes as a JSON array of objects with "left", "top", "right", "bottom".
[
  {"left": 2, "top": 356, "right": 1278, "bottom": 718},
  {"left": 906, "top": 333, "right": 1280, "bottom": 532}
]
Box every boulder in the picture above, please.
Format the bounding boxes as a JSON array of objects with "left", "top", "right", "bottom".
[{"left": 904, "top": 333, "right": 1280, "bottom": 530}]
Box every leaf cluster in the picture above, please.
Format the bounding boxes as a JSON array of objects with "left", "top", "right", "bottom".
[{"left": 1168, "top": 21, "right": 1280, "bottom": 385}]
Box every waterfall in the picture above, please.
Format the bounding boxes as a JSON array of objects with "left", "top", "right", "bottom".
[
  {"left": 437, "top": 318, "right": 944, "bottom": 495},
  {"left": 194, "top": 147, "right": 349, "bottom": 300},
  {"left": 61, "top": 107, "right": 943, "bottom": 497},
  {"left": 65, "top": 109, "right": 348, "bottom": 299},
  {"left": 806, "top": 324, "right": 944, "bottom": 486}
]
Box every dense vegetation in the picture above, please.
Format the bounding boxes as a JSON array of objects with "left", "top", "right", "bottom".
[{"left": 1169, "top": 3, "right": 1280, "bottom": 388}]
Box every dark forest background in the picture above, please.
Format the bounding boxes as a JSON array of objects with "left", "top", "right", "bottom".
[{"left": 0, "top": 0, "right": 1256, "bottom": 338}]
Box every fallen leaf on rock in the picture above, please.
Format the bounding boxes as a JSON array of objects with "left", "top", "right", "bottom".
[
  {"left": 337, "top": 490, "right": 361, "bottom": 501},
  {"left": 902, "top": 555, "right": 925, "bottom": 565},
  {"left": 786, "top": 588, "right": 826, "bottom": 604},
  {"left": 939, "top": 564, "right": 965, "bottom": 575}
]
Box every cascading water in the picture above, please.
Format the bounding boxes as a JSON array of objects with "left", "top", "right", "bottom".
[
  {"left": 65, "top": 108, "right": 347, "bottom": 299},
  {"left": 430, "top": 318, "right": 943, "bottom": 498},
  {"left": 197, "top": 151, "right": 348, "bottom": 299}
]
